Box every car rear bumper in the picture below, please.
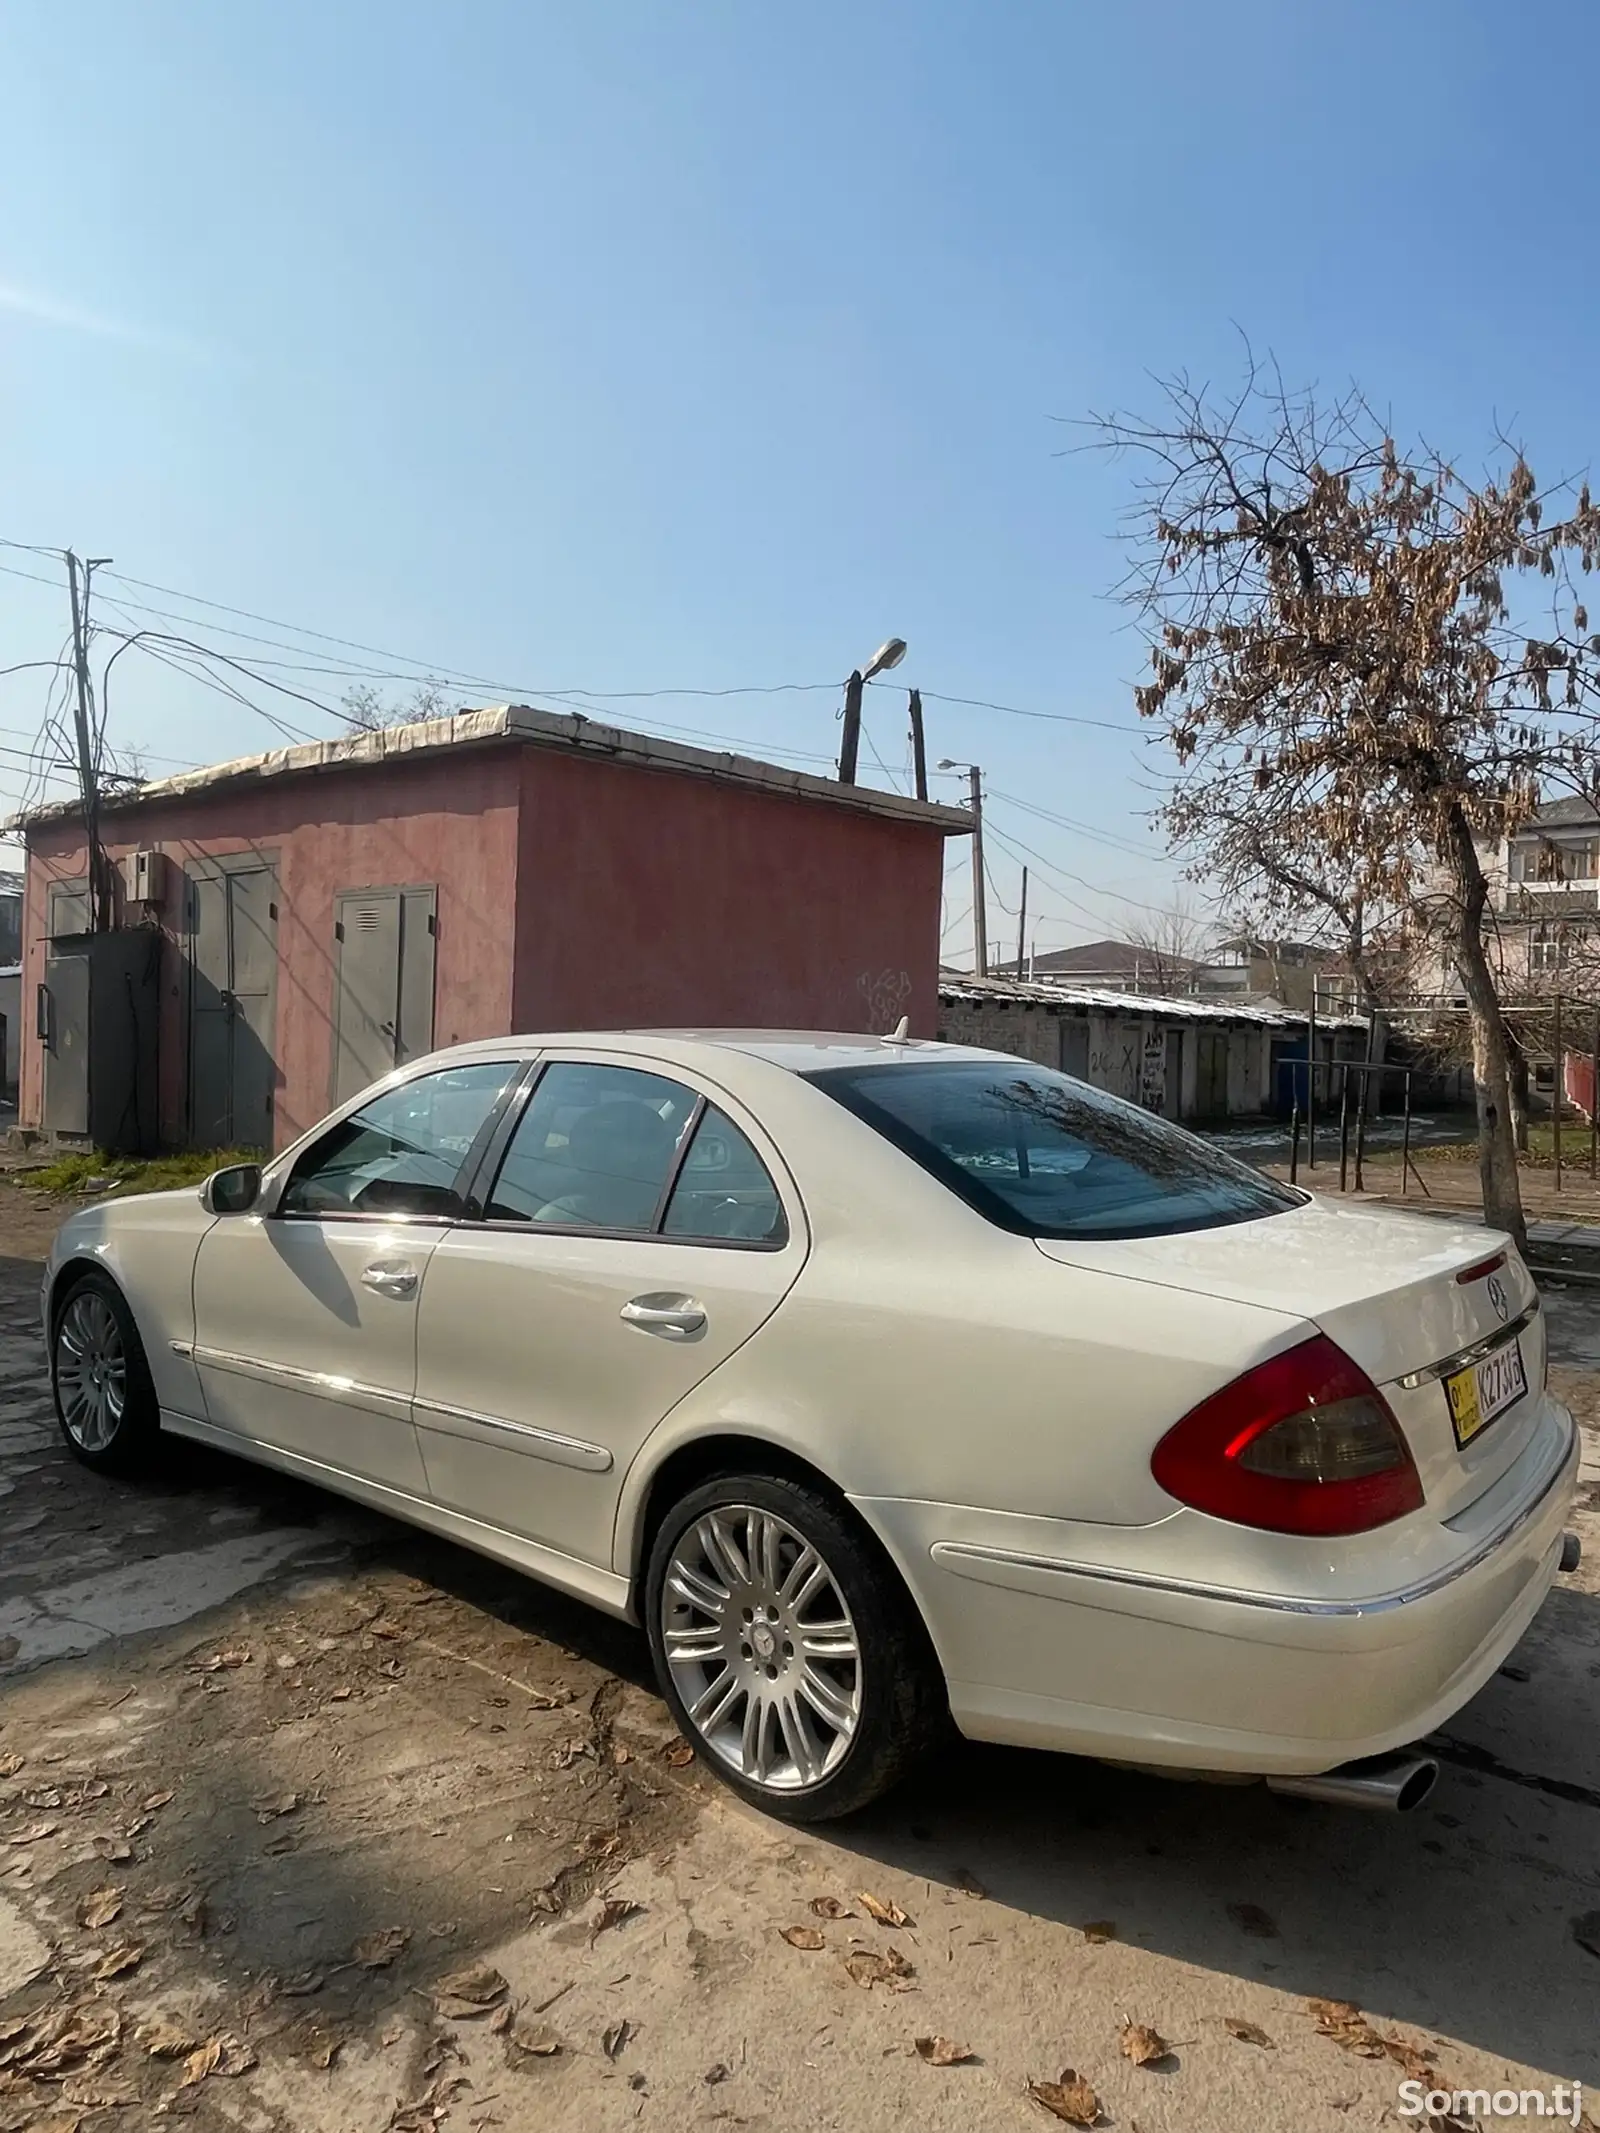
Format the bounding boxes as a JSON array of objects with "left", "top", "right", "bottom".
[{"left": 852, "top": 1393, "right": 1579, "bottom": 1776}]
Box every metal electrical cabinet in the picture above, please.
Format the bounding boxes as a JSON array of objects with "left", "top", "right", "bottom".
[{"left": 38, "top": 927, "right": 161, "bottom": 1152}]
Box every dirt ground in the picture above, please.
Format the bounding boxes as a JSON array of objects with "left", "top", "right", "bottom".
[{"left": 5, "top": 1182, "right": 1600, "bottom": 2133}]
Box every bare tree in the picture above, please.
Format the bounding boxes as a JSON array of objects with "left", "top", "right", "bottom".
[
  {"left": 1093, "top": 356, "right": 1600, "bottom": 1250},
  {"left": 1122, "top": 902, "right": 1210, "bottom": 994},
  {"left": 340, "top": 679, "right": 456, "bottom": 733}
]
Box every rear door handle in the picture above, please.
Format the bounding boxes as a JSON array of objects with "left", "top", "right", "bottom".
[
  {"left": 362, "top": 1260, "right": 419, "bottom": 1299},
  {"left": 620, "top": 1293, "right": 707, "bottom": 1339}
]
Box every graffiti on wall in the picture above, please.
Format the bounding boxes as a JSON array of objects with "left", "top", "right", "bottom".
[
  {"left": 1140, "top": 1025, "right": 1168, "bottom": 1113},
  {"left": 857, "top": 968, "right": 912, "bottom": 1033}
]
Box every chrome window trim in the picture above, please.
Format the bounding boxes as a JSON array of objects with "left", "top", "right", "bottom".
[
  {"left": 411, "top": 1396, "right": 613, "bottom": 1473},
  {"left": 930, "top": 1408, "right": 1575, "bottom": 1619},
  {"left": 1394, "top": 1299, "right": 1540, "bottom": 1390}
]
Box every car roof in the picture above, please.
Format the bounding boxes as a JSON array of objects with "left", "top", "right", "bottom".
[{"left": 424, "top": 1029, "right": 1017, "bottom": 1075}]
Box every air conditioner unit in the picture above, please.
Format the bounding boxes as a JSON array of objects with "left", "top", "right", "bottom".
[{"left": 122, "top": 850, "right": 168, "bottom": 905}]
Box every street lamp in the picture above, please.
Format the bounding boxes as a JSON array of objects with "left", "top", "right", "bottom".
[
  {"left": 837, "top": 638, "right": 907, "bottom": 786},
  {"left": 938, "top": 759, "right": 987, "bottom": 978}
]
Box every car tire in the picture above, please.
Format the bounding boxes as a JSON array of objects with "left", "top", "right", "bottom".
[
  {"left": 645, "top": 1470, "right": 946, "bottom": 1822},
  {"left": 50, "top": 1269, "right": 163, "bottom": 1478}
]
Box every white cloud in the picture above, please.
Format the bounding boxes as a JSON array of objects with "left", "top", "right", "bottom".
[{"left": 0, "top": 280, "right": 210, "bottom": 360}]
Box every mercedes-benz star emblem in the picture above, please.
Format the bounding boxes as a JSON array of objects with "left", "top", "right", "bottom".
[{"left": 1486, "top": 1272, "right": 1510, "bottom": 1321}]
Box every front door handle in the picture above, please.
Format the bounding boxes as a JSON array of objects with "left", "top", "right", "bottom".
[
  {"left": 620, "top": 1293, "right": 707, "bottom": 1339},
  {"left": 362, "top": 1259, "right": 419, "bottom": 1299}
]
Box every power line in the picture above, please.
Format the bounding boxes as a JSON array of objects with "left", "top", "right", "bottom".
[
  {"left": 982, "top": 801, "right": 1189, "bottom": 923},
  {"left": 987, "top": 787, "right": 1156, "bottom": 861},
  {"left": 871, "top": 678, "right": 1142, "bottom": 736}
]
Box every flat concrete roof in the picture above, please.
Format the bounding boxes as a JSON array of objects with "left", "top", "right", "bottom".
[{"left": 9, "top": 703, "right": 974, "bottom": 838}]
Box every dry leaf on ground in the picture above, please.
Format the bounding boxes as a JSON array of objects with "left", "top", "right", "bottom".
[
  {"left": 1079, "top": 1919, "right": 1116, "bottom": 1944},
  {"left": 141, "top": 1790, "right": 175, "bottom": 1812},
  {"left": 254, "top": 1791, "right": 302, "bottom": 1823},
  {"left": 953, "top": 1867, "right": 988, "bottom": 1898},
  {"left": 780, "top": 1925, "right": 826, "bottom": 1951},
  {"left": 1028, "top": 2069, "right": 1102, "bottom": 2125},
  {"left": 9, "top": 1818, "right": 58, "bottom": 1845},
  {"left": 601, "top": 2019, "right": 633, "bottom": 2059},
  {"left": 1119, "top": 2019, "right": 1170, "bottom": 2066},
  {"left": 661, "top": 1739, "right": 694, "bottom": 1766},
  {"left": 140, "top": 1883, "right": 194, "bottom": 1914},
  {"left": 590, "top": 1896, "right": 642, "bottom": 1939},
  {"left": 0, "top": 1753, "right": 22, "bottom": 1777},
  {"left": 295, "top": 2022, "right": 343, "bottom": 2070},
  {"left": 809, "top": 1896, "right": 855, "bottom": 1920},
  {"left": 91, "top": 1836, "right": 132, "bottom": 1864},
  {"left": 430, "top": 1963, "right": 508, "bottom": 2019},
  {"left": 76, "top": 1886, "right": 123, "bottom": 1930},
  {"left": 1227, "top": 1901, "right": 1279, "bottom": 1938},
  {"left": 60, "top": 2075, "right": 138, "bottom": 2107},
  {"left": 915, "top": 2035, "right": 976, "bottom": 2065},
  {"left": 842, "top": 1946, "right": 915, "bottom": 1990},
  {"left": 1223, "top": 2017, "right": 1274, "bottom": 2047},
  {"left": 505, "top": 2020, "right": 563, "bottom": 2059},
  {"left": 90, "top": 1941, "right": 144, "bottom": 1981},
  {"left": 140, "top": 2018, "right": 198, "bottom": 2059},
  {"left": 1307, "top": 1998, "right": 1435, "bottom": 2081},
  {"left": 178, "top": 2033, "right": 257, "bottom": 2087},
  {"left": 187, "top": 1649, "right": 250, "bottom": 1672},
  {"left": 353, "top": 1927, "right": 411, "bottom": 1968},
  {"left": 859, "top": 1891, "right": 914, "bottom": 1929}
]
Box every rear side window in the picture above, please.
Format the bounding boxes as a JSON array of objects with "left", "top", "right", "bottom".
[
  {"left": 807, "top": 1058, "right": 1300, "bottom": 1241},
  {"left": 663, "top": 1107, "right": 785, "bottom": 1242},
  {"left": 487, "top": 1064, "right": 697, "bottom": 1228}
]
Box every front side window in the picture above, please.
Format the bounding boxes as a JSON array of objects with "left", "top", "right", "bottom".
[
  {"left": 279, "top": 1061, "right": 514, "bottom": 1219},
  {"left": 487, "top": 1064, "right": 698, "bottom": 1229},
  {"left": 808, "top": 1058, "right": 1301, "bottom": 1241}
]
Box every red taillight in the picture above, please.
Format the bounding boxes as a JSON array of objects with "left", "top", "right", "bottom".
[
  {"left": 1151, "top": 1335, "right": 1423, "bottom": 1537},
  {"left": 1455, "top": 1252, "right": 1506, "bottom": 1286}
]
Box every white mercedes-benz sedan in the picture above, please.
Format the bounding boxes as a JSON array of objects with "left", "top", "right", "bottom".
[{"left": 43, "top": 1031, "right": 1579, "bottom": 1821}]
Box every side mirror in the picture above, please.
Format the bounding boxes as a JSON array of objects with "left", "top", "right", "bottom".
[{"left": 201, "top": 1162, "right": 262, "bottom": 1215}]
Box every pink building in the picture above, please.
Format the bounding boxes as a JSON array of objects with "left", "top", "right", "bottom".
[{"left": 18, "top": 706, "right": 968, "bottom": 1152}]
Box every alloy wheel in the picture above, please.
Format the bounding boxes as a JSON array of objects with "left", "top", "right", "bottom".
[
  {"left": 55, "top": 1291, "right": 128, "bottom": 1454},
  {"left": 661, "top": 1505, "right": 861, "bottom": 1791}
]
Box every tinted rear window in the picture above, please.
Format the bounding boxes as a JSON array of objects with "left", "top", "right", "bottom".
[{"left": 806, "top": 1058, "right": 1301, "bottom": 1240}]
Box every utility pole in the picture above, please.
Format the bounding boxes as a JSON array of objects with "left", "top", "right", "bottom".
[
  {"left": 65, "top": 550, "right": 110, "bottom": 931},
  {"left": 907, "top": 688, "right": 927, "bottom": 801},
  {"left": 968, "top": 764, "right": 987, "bottom": 977},
  {"left": 1015, "top": 866, "right": 1028, "bottom": 979},
  {"left": 837, "top": 668, "right": 864, "bottom": 785},
  {"left": 836, "top": 638, "right": 907, "bottom": 785}
]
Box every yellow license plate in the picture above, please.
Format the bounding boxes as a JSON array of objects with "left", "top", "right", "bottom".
[{"left": 1445, "top": 1340, "right": 1527, "bottom": 1448}]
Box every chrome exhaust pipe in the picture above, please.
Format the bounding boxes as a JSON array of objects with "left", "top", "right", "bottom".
[{"left": 1266, "top": 1751, "right": 1439, "bottom": 1813}]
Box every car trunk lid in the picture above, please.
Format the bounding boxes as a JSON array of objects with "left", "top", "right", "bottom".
[{"left": 1035, "top": 1195, "right": 1544, "bottom": 1518}]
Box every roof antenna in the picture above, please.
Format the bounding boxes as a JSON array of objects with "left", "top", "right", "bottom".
[{"left": 883, "top": 1015, "right": 911, "bottom": 1046}]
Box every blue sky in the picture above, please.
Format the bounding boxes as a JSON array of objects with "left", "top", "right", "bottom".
[{"left": 3, "top": 0, "right": 1596, "bottom": 958}]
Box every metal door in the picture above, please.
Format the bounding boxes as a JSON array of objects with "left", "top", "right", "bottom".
[
  {"left": 39, "top": 949, "right": 90, "bottom": 1134},
  {"left": 1195, "top": 1029, "right": 1228, "bottom": 1118},
  {"left": 189, "top": 860, "right": 279, "bottom": 1147},
  {"left": 1058, "top": 1018, "right": 1090, "bottom": 1080},
  {"left": 331, "top": 887, "right": 436, "bottom": 1107}
]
